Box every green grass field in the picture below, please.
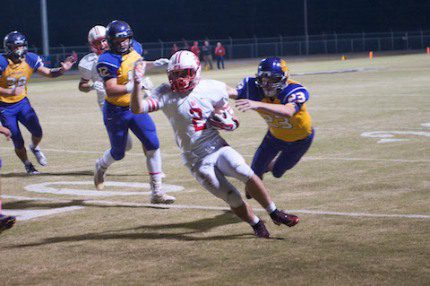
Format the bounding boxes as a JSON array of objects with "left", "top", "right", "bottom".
[{"left": 1, "top": 53, "right": 429, "bottom": 285}]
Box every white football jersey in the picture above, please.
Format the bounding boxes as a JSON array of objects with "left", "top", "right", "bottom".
[
  {"left": 151, "top": 80, "right": 230, "bottom": 166},
  {"left": 78, "top": 52, "right": 106, "bottom": 108}
]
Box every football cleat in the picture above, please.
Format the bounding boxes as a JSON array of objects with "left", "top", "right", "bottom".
[
  {"left": 94, "top": 158, "right": 107, "bottom": 190},
  {"left": 270, "top": 210, "right": 299, "bottom": 227},
  {"left": 25, "top": 162, "right": 40, "bottom": 175},
  {"left": 0, "top": 214, "right": 16, "bottom": 234},
  {"left": 150, "top": 193, "right": 176, "bottom": 204},
  {"left": 29, "top": 144, "right": 47, "bottom": 166},
  {"left": 252, "top": 220, "right": 270, "bottom": 238}
]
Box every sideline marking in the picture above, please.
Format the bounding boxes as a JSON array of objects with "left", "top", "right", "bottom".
[
  {"left": 3, "top": 195, "right": 429, "bottom": 220},
  {"left": 2, "top": 206, "right": 84, "bottom": 221},
  {"left": 24, "top": 181, "right": 185, "bottom": 197},
  {"left": 361, "top": 130, "right": 430, "bottom": 143}
]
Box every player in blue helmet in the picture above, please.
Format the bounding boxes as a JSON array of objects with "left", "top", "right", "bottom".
[
  {"left": 94, "top": 20, "right": 174, "bottom": 204},
  {"left": 228, "top": 57, "right": 314, "bottom": 197},
  {"left": 0, "top": 31, "right": 77, "bottom": 174},
  {"left": 0, "top": 125, "right": 16, "bottom": 234},
  {"left": 106, "top": 20, "right": 134, "bottom": 54}
]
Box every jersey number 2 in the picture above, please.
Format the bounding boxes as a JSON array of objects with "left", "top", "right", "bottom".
[{"left": 190, "top": 107, "right": 207, "bottom": 131}]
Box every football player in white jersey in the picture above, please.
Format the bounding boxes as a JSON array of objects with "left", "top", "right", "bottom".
[
  {"left": 78, "top": 25, "right": 134, "bottom": 150},
  {"left": 130, "top": 51, "right": 300, "bottom": 238}
]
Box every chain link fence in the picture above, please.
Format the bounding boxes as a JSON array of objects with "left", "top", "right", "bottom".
[{"left": 2, "top": 31, "right": 429, "bottom": 67}]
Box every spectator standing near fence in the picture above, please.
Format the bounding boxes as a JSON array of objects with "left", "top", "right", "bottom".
[
  {"left": 215, "top": 42, "right": 226, "bottom": 69},
  {"left": 191, "top": 41, "right": 200, "bottom": 58},
  {"left": 201, "top": 41, "right": 213, "bottom": 70}
]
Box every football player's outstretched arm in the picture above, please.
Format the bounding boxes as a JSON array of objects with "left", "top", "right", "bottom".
[
  {"left": 130, "top": 60, "right": 162, "bottom": 114},
  {"left": 37, "top": 52, "right": 78, "bottom": 78},
  {"left": 227, "top": 85, "right": 239, "bottom": 99},
  {"left": 144, "top": 58, "right": 170, "bottom": 71},
  {"left": 235, "top": 99, "right": 297, "bottom": 117}
]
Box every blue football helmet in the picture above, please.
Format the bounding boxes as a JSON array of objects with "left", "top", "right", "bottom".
[
  {"left": 256, "top": 57, "right": 289, "bottom": 97},
  {"left": 3, "top": 31, "right": 28, "bottom": 59},
  {"left": 106, "top": 20, "right": 133, "bottom": 54}
]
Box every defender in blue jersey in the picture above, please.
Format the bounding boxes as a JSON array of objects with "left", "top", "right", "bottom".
[
  {"left": 0, "top": 31, "right": 76, "bottom": 174},
  {"left": 94, "top": 20, "right": 174, "bottom": 204},
  {"left": 229, "top": 57, "right": 314, "bottom": 193},
  {"left": 0, "top": 125, "right": 16, "bottom": 233}
]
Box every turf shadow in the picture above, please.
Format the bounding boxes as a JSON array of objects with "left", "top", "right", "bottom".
[{"left": 9, "top": 212, "right": 257, "bottom": 247}]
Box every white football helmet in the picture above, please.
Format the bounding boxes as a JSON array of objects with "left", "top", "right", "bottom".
[
  {"left": 167, "top": 50, "right": 201, "bottom": 93},
  {"left": 88, "top": 25, "right": 108, "bottom": 55}
]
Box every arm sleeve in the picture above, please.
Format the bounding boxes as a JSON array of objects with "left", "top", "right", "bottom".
[
  {"left": 132, "top": 41, "right": 143, "bottom": 56},
  {"left": 282, "top": 86, "right": 310, "bottom": 111},
  {"left": 0, "top": 56, "right": 8, "bottom": 78},
  {"left": 236, "top": 77, "right": 250, "bottom": 99},
  {"left": 26, "top": 53, "right": 44, "bottom": 71},
  {"left": 96, "top": 61, "right": 119, "bottom": 81},
  {"left": 140, "top": 84, "right": 168, "bottom": 112}
]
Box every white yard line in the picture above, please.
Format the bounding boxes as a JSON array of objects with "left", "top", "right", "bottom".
[
  {"left": 2, "top": 147, "right": 428, "bottom": 163},
  {"left": 3, "top": 195, "right": 429, "bottom": 220}
]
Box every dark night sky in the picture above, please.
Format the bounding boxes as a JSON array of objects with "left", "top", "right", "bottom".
[{"left": 1, "top": 0, "right": 429, "bottom": 47}]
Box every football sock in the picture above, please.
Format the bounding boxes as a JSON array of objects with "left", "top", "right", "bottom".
[
  {"left": 146, "top": 148, "right": 162, "bottom": 175},
  {"left": 24, "top": 160, "right": 31, "bottom": 166},
  {"left": 250, "top": 215, "right": 260, "bottom": 226},
  {"left": 29, "top": 143, "right": 39, "bottom": 150},
  {"left": 101, "top": 149, "right": 115, "bottom": 168},
  {"left": 266, "top": 202, "right": 277, "bottom": 214}
]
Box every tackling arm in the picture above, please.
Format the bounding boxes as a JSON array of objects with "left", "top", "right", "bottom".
[
  {"left": 227, "top": 85, "right": 239, "bottom": 99},
  {"left": 235, "top": 100, "right": 297, "bottom": 117}
]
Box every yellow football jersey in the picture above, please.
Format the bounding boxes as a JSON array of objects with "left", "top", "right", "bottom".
[
  {"left": 97, "top": 48, "right": 142, "bottom": 107},
  {"left": 0, "top": 53, "right": 42, "bottom": 103},
  {"left": 237, "top": 77, "right": 312, "bottom": 142}
]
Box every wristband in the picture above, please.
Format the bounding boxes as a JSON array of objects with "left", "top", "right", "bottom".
[{"left": 126, "top": 81, "right": 134, "bottom": 93}]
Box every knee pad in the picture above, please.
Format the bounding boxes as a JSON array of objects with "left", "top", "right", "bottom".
[
  {"left": 272, "top": 170, "right": 285, "bottom": 178},
  {"left": 32, "top": 127, "right": 43, "bottom": 138},
  {"left": 110, "top": 148, "right": 125, "bottom": 161}
]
